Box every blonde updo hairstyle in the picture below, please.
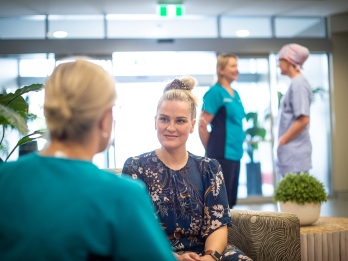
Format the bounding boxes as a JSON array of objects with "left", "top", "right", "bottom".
[
  {"left": 217, "top": 53, "right": 238, "bottom": 83},
  {"left": 157, "top": 76, "right": 198, "bottom": 120},
  {"left": 44, "top": 59, "right": 116, "bottom": 142}
]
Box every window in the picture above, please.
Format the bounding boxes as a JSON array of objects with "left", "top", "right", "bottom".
[
  {"left": 48, "top": 15, "right": 105, "bottom": 39},
  {"left": 0, "top": 16, "right": 45, "bottom": 39},
  {"left": 220, "top": 16, "right": 272, "bottom": 38},
  {"left": 107, "top": 15, "right": 218, "bottom": 38},
  {"left": 274, "top": 17, "right": 326, "bottom": 38}
]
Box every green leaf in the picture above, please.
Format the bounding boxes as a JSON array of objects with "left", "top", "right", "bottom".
[
  {"left": 5, "top": 130, "right": 46, "bottom": 162},
  {"left": 0, "top": 104, "right": 28, "bottom": 134},
  {"left": 246, "top": 112, "right": 258, "bottom": 126},
  {"left": 251, "top": 143, "right": 258, "bottom": 150},
  {"left": 16, "top": 130, "right": 45, "bottom": 146},
  {"left": 0, "top": 84, "right": 43, "bottom": 129},
  {"left": 11, "top": 84, "right": 44, "bottom": 103},
  {"left": 0, "top": 94, "right": 28, "bottom": 120},
  {"left": 274, "top": 172, "right": 328, "bottom": 205},
  {"left": 0, "top": 138, "right": 9, "bottom": 153},
  {"left": 245, "top": 127, "right": 266, "bottom": 139}
]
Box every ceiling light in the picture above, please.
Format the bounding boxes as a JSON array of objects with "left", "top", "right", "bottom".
[
  {"left": 53, "top": 31, "right": 68, "bottom": 38},
  {"left": 236, "top": 30, "right": 250, "bottom": 37}
]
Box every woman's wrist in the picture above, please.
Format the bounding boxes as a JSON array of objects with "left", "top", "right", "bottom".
[{"left": 201, "top": 254, "right": 216, "bottom": 261}]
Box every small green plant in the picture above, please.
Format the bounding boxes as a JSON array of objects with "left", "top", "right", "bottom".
[
  {"left": 245, "top": 112, "right": 266, "bottom": 163},
  {"left": 0, "top": 84, "right": 45, "bottom": 162},
  {"left": 274, "top": 172, "right": 328, "bottom": 205}
]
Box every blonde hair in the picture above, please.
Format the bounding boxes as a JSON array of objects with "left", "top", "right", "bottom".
[
  {"left": 216, "top": 53, "right": 238, "bottom": 83},
  {"left": 44, "top": 59, "right": 116, "bottom": 141},
  {"left": 157, "top": 76, "right": 198, "bottom": 120}
]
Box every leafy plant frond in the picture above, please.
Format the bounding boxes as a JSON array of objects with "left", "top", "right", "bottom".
[
  {"left": 0, "top": 83, "right": 45, "bottom": 162},
  {"left": 0, "top": 104, "right": 28, "bottom": 134},
  {"left": 17, "top": 130, "right": 45, "bottom": 147},
  {"left": 246, "top": 112, "right": 258, "bottom": 126},
  {"left": 0, "top": 138, "right": 9, "bottom": 157},
  {"left": 312, "top": 87, "right": 327, "bottom": 102},
  {"left": 274, "top": 172, "right": 328, "bottom": 205},
  {"left": 8, "top": 84, "right": 44, "bottom": 105},
  {"left": 245, "top": 112, "right": 266, "bottom": 163},
  {"left": 245, "top": 127, "right": 266, "bottom": 140},
  {"left": 5, "top": 130, "right": 46, "bottom": 162}
]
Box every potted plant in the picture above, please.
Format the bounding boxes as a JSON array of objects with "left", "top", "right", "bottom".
[
  {"left": 0, "top": 84, "right": 45, "bottom": 162},
  {"left": 245, "top": 112, "right": 266, "bottom": 196},
  {"left": 274, "top": 172, "right": 328, "bottom": 226}
]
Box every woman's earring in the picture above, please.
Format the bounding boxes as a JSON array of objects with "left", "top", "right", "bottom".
[{"left": 102, "top": 132, "right": 109, "bottom": 138}]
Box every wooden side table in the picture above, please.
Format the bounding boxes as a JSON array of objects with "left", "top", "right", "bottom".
[{"left": 300, "top": 217, "right": 348, "bottom": 261}]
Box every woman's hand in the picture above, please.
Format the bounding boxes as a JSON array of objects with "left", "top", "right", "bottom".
[
  {"left": 278, "top": 136, "right": 287, "bottom": 146},
  {"left": 174, "top": 252, "right": 203, "bottom": 261},
  {"left": 279, "top": 115, "right": 310, "bottom": 146}
]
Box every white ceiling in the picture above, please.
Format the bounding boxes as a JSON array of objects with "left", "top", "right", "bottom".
[{"left": 1, "top": 0, "right": 348, "bottom": 17}]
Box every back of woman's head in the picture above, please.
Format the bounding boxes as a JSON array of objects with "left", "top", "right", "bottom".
[
  {"left": 157, "top": 76, "right": 198, "bottom": 120},
  {"left": 216, "top": 53, "right": 238, "bottom": 82},
  {"left": 44, "top": 59, "right": 116, "bottom": 141}
]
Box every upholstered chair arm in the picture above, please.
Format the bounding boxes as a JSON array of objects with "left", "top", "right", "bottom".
[{"left": 228, "top": 210, "right": 301, "bottom": 261}]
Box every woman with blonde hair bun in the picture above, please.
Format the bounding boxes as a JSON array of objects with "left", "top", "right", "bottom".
[
  {"left": 0, "top": 59, "right": 176, "bottom": 261},
  {"left": 122, "top": 76, "right": 252, "bottom": 261}
]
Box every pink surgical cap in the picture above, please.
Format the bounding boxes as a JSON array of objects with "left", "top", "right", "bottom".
[{"left": 278, "top": 43, "right": 310, "bottom": 70}]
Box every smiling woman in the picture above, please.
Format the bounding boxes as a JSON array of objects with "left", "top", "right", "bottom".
[
  {"left": 121, "top": 76, "right": 253, "bottom": 261},
  {"left": 154, "top": 77, "right": 198, "bottom": 164},
  {"left": 155, "top": 99, "right": 195, "bottom": 158}
]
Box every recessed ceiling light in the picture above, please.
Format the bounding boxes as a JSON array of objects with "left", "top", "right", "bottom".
[
  {"left": 53, "top": 31, "right": 68, "bottom": 38},
  {"left": 236, "top": 30, "right": 250, "bottom": 37}
]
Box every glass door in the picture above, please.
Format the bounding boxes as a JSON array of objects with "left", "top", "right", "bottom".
[{"left": 234, "top": 57, "right": 273, "bottom": 199}]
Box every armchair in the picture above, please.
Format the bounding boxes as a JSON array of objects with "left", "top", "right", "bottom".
[{"left": 228, "top": 210, "right": 301, "bottom": 261}]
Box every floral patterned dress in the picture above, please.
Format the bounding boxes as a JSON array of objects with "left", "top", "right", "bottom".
[{"left": 122, "top": 151, "right": 252, "bottom": 261}]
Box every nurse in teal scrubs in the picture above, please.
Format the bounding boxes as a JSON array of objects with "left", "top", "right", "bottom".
[
  {"left": 199, "top": 53, "right": 246, "bottom": 209},
  {"left": 0, "top": 59, "right": 176, "bottom": 261}
]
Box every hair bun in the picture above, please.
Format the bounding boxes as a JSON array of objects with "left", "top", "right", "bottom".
[
  {"left": 169, "top": 79, "right": 190, "bottom": 91},
  {"left": 164, "top": 77, "right": 197, "bottom": 93}
]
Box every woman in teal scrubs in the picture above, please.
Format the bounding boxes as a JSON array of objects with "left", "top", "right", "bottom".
[
  {"left": 199, "top": 53, "right": 245, "bottom": 209},
  {"left": 0, "top": 59, "right": 176, "bottom": 261}
]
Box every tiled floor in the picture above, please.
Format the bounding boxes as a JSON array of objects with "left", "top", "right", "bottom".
[{"left": 234, "top": 197, "right": 348, "bottom": 218}]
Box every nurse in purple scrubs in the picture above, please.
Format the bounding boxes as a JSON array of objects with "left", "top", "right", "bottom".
[{"left": 276, "top": 43, "right": 312, "bottom": 177}]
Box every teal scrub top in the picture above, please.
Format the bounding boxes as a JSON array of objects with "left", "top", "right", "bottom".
[
  {"left": 202, "top": 83, "right": 246, "bottom": 161},
  {"left": 0, "top": 153, "right": 176, "bottom": 261}
]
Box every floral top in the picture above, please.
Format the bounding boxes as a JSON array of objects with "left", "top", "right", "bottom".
[{"left": 122, "top": 151, "right": 232, "bottom": 254}]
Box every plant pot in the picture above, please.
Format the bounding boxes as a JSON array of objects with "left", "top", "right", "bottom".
[
  {"left": 19, "top": 140, "right": 38, "bottom": 157},
  {"left": 277, "top": 201, "right": 321, "bottom": 226},
  {"left": 246, "top": 162, "right": 263, "bottom": 196}
]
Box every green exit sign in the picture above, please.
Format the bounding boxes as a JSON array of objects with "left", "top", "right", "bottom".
[{"left": 158, "top": 5, "right": 184, "bottom": 17}]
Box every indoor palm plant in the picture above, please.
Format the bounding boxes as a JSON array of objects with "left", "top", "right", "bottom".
[
  {"left": 244, "top": 112, "right": 266, "bottom": 196},
  {"left": 274, "top": 172, "right": 328, "bottom": 226},
  {"left": 245, "top": 112, "right": 266, "bottom": 163},
  {"left": 0, "top": 84, "right": 45, "bottom": 162}
]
